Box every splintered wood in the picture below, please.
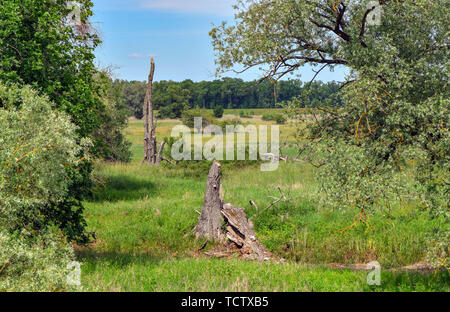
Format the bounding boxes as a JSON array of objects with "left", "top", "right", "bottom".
[{"left": 221, "top": 203, "right": 273, "bottom": 261}]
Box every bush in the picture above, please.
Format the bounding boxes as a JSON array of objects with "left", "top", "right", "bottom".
[
  {"left": 239, "top": 110, "right": 253, "bottom": 118},
  {"left": 262, "top": 112, "right": 287, "bottom": 124},
  {"left": 181, "top": 109, "right": 217, "bottom": 130},
  {"left": 0, "top": 83, "right": 92, "bottom": 243},
  {"left": 219, "top": 118, "right": 247, "bottom": 132},
  {"left": 213, "top": 106, "right": 224, "bottom": 118},
  {"left": 426, "top": 230, "right": 449, "bottom": 271},
  {"left": 0, "top": 228, "right": 77, "bottom": 292}
]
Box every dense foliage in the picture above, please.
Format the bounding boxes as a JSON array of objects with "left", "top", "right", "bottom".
[
  {"left": 0, "top": 0, "right": 101, "bottom": 137},
  {"left": 0, "top": 83, "right": 88, "bottom": 291},
  {"left": 0, "top": 0, "right": 130, "bottom": 160},
  {"left": 0, "top": 1, "right": 133, "bottom": 291},
  {"left": 0, "top": 228, "right": 76, "bottom": 292},
  {"left": 114, "top": 78, "right": 342, "bottom": 119},
  {"left": 92, "top": 72, "right": 132, "bottom": 162},
  {"left": 213, "top": 0, "right": 449, "bottom": 269},
  {"left": 213, "top": 105, "right": 224, "bottom": 118},
  {"left": 0, "top": 83, "right": 91, "bottom": 242}
]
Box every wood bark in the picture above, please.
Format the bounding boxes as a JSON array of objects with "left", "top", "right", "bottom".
[
  {"left": 143, "top": 58, "right": 157, "bottom": 165},
  {"left": 194, "top": 161, "right": 224, "bottom": 241}
]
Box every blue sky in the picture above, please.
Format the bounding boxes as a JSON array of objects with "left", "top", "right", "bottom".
[{"left": 92, "top": 0, "right": 347, "bottom": 82}]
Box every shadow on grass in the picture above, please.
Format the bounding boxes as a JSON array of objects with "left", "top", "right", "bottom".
[{"left": 90, "top": 174, "right": 159, "bottom": 203}]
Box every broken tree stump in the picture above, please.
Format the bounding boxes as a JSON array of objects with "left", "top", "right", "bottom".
[
  {"left": 194, "top": 161, "right": 224, "bottom": 241},
  {"left": 195, "top": 161, "right": 276, "bottom": 261}
]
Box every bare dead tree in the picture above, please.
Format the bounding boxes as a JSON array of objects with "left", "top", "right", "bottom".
[{"left": 143, "top": 58, "right": 158, "bottom": 165}]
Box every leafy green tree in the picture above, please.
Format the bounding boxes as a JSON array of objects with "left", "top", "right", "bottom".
[
  {"left": 155, "top": 82, "right": 191, "bottom": 119},
  {"left": 92, "top": 72, "right": 132, "bottom": 162},
  {"left": 0, "top": 0, "right": 102, "bottom": 138},
  {"left": 212, "top": 0, "right": 449, "bottom": 268},
  {"left": 114, "top": 80, "right": 147, "bottom": 119}
]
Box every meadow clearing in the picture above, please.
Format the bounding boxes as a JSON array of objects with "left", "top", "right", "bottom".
[{"left": 77, "top": 112, "right": 449, "bottom": 292}]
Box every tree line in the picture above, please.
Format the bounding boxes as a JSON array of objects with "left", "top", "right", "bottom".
[{"left": 113, "top": 78, "right": 343, "bottom": 119}]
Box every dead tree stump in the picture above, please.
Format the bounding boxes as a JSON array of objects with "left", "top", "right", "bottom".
[
  {"left": 195, "top": 162, "right": 276, "bottom": 261},
  {"left": 194, "top": 161, "right": 224, "bottom": 241}
]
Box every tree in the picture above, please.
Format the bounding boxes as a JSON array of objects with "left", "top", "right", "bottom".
[
  {"left": 0, "top": 0, "right": 102, "bottom": 138},
  {"left": 0, "top": 0, "right": 132, "bottom": 243},
  {"left": 212, "top": 0, "right": 449, "bottom": 268},
  {"left": 115, "top": 80, "right": 147, "bottom": 119},
  {"left": 155, "top": 82, "right": 191, "bottom": 119},
  {"left": 92, "top": 71, "right": 132, "bottom": 162}
]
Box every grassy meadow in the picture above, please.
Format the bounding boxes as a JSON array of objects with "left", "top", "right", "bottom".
[{"left": 78, "top": 113, "right": 449, "bottom": 292}]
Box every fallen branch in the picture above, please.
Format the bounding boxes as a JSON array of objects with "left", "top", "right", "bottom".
[{"left": 249, "top": 186, "right": 289, "bottom": 221}]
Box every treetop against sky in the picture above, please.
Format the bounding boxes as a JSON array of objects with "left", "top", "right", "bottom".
[{"left": 92, "top": 0, "right": 348, "bottom": 82}]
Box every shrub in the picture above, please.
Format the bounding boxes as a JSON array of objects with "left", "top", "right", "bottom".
[
  {"left": 426, "top": 230, "right": 449, "bottom": 271},
  {"left": 0, "top": 83, "right": 92, "bottom": 243},
  {"left": 181, "top": 109, "right": 217, "bottom": 130},
  {"left": 239, "top": 110, "right": 253, "bottom": 118},
  {"left": 213, "top": 106, "right": 224, "bottom": 118},
  {"left": 0, "top": 228, "right": 77, "bottom": 292},
  {"left": 219, "top": 118, "right": 247, "bottom": 132},
  {"left": 262, "top": 112, "right": 287, "bottom": 124}
]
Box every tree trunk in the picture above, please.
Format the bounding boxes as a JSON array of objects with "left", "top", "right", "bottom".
[
  {"left": 194, "top": 161, "right": 224, "bottom": 241},
  {"left": 143, "top": 58, "right": 157, "bottom": 165}
]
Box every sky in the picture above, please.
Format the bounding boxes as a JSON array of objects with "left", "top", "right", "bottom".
[{"left": 92, "top": 0, "right": 347, "bottom": 83}]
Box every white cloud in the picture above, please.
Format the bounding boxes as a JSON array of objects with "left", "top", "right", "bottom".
[
  {"left": 128, "top": 53, "right": 157, "bottom": 59},
  {"left": 140, "top": 0, "right": 236, "bottom": 15}
]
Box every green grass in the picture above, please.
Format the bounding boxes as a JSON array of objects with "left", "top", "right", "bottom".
[
  {"left": 80, "top": 257, "right": 449, "bottom": 292},
  {"left": 78, "top": 117, "right": 449, "bottom": 292}
]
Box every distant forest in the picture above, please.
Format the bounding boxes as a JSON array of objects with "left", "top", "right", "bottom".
[{"left": 113, "top": 78, "right": 343, "bottom": 119}]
